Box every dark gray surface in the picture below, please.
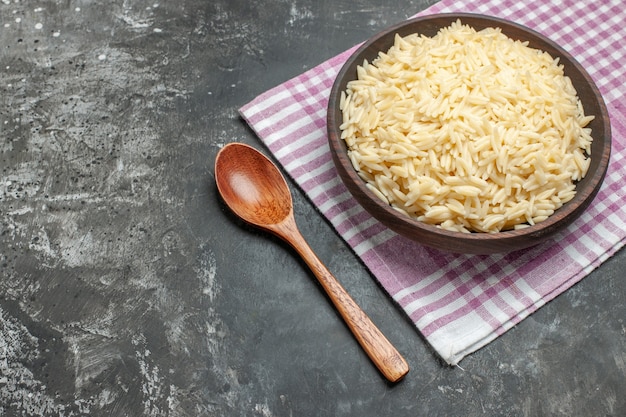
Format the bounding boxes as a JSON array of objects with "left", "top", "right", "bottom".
[{"left": 0, "top": 1, "right": 624, "bottom": 416}]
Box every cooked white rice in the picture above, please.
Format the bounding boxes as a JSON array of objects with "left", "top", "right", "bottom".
[{"left": 340, "top": 20, "right": 594, "bottom": 233}]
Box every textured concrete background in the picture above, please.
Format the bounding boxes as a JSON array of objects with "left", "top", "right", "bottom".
[{"left": 1, "top": 1, "right": 624, "bottom": 416}]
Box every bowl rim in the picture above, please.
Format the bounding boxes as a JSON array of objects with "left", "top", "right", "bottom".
[{"left": 327, "top": 13, "right": 612, "bottom": 253}]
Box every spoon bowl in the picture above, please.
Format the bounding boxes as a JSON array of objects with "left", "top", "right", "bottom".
[
  {"left": 215, "top": 142, "right": 409, "bottom": 382},
  {"left": 215, "top": 143, "right": 292, "bottom": 228}
]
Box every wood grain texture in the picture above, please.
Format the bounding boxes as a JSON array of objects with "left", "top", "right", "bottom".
[
  {"left": 215, "top": 143, "right": 409, "bottom": 382},
  {"left": 327, "top": 13, "right": 611, "bottom": 254}
]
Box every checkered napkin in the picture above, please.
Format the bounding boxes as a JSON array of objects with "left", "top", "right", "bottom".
[{"left": 239, "top": 0, "right": 626, "bottom": 365}]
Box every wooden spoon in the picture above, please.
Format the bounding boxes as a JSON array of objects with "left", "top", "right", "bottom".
[{"left": 214, "top": 142, "right": 409, "bottom": 382}]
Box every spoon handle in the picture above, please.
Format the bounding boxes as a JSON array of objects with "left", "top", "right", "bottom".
[{"left": 272, "top": 217, "right": 409, "bottom": 383}]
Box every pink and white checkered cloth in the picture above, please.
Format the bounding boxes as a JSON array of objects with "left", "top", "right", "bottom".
[{"left": 240, "top": 0, "right": 626, "bottom": 365}]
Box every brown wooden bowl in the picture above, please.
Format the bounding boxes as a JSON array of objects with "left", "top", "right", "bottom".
[{"left": 327, "top": 13, "right": 611, "bottom": 254}]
